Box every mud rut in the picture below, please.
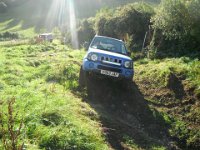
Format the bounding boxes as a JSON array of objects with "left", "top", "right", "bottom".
[{"left": 77, "top": 76, "right": 179, "bottom": 150}]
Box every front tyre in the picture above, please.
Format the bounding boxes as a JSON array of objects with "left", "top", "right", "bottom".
[{"left": 79, "top": 66, "right": 88, "bottom": 87}]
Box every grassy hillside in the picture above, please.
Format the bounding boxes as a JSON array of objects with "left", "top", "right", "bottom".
[
  {"left": 0, "top": 41, "right": 199, "bottom": 149},
  {"left": 0, "top": 0, "right": 160, "bottom": 37},
  {"left": 134, "top": 58, "right": 200, "bottom": 149},
  {"left": 0, "top": 1, "right": 199, "bottom": 149},
  {"left": 0, "top": 0, "right": 52, "bottom": 37},
  {"left": 0, "top": 42, "right": 109, "bottom": 149},
  {"left": 0, "top": 41, "right": 168, "bottom": 150}
]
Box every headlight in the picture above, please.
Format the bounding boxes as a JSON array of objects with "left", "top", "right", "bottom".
[
  {"left": 87, "top": 53, "right": 98, "bottom": 61},
  {"left": 124, "top": 61, "right": 133, "bottom": 68}
]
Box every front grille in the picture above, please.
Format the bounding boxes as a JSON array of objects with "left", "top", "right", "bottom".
[
  {"left": 97, "top": 65, "right": 122, "bottom": 73},
  {"left": 101, "top": 56, "right": 122, "bottom": 64}
]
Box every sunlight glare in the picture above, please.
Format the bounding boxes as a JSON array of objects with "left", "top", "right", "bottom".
[
  {"left": 46, "top": 0, "right": 79, "bottom": 48},
  {"left": 69, "top": 0, "right": 79, "bottom": 49}
]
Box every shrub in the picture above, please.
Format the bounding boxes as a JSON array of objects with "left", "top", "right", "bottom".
[
  {"left": 93, "top": 3, "right": 154, "bottom": 51},
  {"left": 0, "top": 98, "right": 24, "bottom": 150},
  {"left": 77, "top": 18, "right": 95, "bottom": 47},
  {"left": 151, "top": 0, "right": 200, "bottom": 57},
  {"left": 0, "top": 32, "right": 20, "bottom": 41}
]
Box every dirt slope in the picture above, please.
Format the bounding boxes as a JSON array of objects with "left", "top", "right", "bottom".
[{"left": 75, "top": 76, "right": 179, "bottom": 150}]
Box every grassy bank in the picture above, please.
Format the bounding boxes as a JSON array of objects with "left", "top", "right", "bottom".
[
  {"left": 0, "top": 42, "right": 109, "bottom": 149},
  {"left": 134, "top": 58, "right": 200, "bottom": 149},
  {"left": 0, "top": 41, "right": 199, "bottom": 149}
]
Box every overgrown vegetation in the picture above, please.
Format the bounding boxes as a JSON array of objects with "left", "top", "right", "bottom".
[
  {"left": 0, "top": 42, "right": 109, "bottom": 149},
  {"left": 134, "top": 58, "right": 200, "bottom": 149},
  {"left": 2, "top": 0, "right": 200, "bottom": 58},
  {"left": 78, "top": 0, "right": 200, "bottom": 58},
  {"left": 77, "top": 3, "right": 154, "bottom": 50},
  {"left": 0, "top": 32, "right": 19, "bottom": 41},
  {"left": 0, "top": 0, "right": 200, "bottom": 149},
  {"left": 0, "top": 98, "right": 24, "bottom": 150},
  {"left": 151, "top": 0, "right": 200, "bottom": 57},
  {"left": 0, "top": 41, "right": 199, "bottom": 149}
]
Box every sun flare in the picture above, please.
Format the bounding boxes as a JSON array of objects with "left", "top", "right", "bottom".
[{"left": 46, "top": 0, "right": 79, "bottom": 48}]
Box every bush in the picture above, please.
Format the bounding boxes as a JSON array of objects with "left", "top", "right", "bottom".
[
  {"left": 0, "top": 98, "right": 24, "bottom": 150},
  {"left": 151, "top": 0, "right": 200, "bottom": 57},
  {"left": 77, "top": 2, "right": 155, "bottom": 53},
  {"left": 94, "top": 3, "right": 154, "bottom": 51},
  {"left": 0, "top": 32, "right": 20, "bottom": 41},
  {"left": 77, "top": 18, "right": 95, "bottom": 47}
]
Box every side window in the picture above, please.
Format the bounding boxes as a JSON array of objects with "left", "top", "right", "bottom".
[
  {"left": 91, "top": 38, "right": 100, "bottom": 48},
  {"left": 122, "top": 44, "right": 127, "bottom": 54}
]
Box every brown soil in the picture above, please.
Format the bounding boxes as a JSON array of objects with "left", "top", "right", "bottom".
[
  {"left": 76, "top": 76, "right": 179, "bottom": 150},
  {"left": 74, "top": 69, "right": 200, "bottom": 149},
  {"left": 135, "top": 72, "right": 200, "bottom": 150}
]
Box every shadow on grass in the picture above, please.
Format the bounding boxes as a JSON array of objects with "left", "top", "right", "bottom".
[
  {"left": 0, "top": 0, "right": 53, "bottom": 33},
  {"left": 74, "top": 76, "right": 173, "bottom": 150},
  {"left": 1, "top": 17, "right": 45, "bottom": 33}
]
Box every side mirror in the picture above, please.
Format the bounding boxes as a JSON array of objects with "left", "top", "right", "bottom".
[
  {"left": 127, "top": 52, "right": 131, "bottom": 56},
  {"left": 83, "top": 42, "right": 89, "bottom": 50}
]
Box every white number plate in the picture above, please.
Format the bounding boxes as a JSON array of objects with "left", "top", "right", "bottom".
[{"left": 100, "top": 70, "right": 119, "bottom": 77}]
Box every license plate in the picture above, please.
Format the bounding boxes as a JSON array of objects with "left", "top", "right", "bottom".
[{"left": 100, "top": 70, "right": 119, "bottom": 77}]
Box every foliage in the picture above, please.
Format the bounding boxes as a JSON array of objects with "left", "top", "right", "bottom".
[
  {"left": 151, "top": 0, "right": 200, "bottom": 57},
  {"left": 0, "top": 32, "right": 19, "bottom": 41},
  {"left": 76, "top": 0, "right": 200, "bottom": 57},
  {"left": 75, "top": 3, "right": 154, "bottom": 50},
  {"left": 134, "top": 57, "right": 200, "bottom": 149},
  {"left": 0, "top": 98, "right": 24, "bottom": 150},
  {"left": 0, "top": 0, "right": 200, "bottom": 148},
  {"left": 0, "top": 43, "right": 109, "bottom": 149},
  {"left": 52, "top": 27, "right": 61, "bottom": 39},
  {"left": 77, "top": 18, "right": 95, "bottom": 47},
  {"left": 93, "top": 3, "right": 154, "bottom": 51},
  {"left": 152, "top": 0, "right": 190, "bottom": 40},
  {"left": 123, "top": 134, "right": 167, "bottom": 150}
]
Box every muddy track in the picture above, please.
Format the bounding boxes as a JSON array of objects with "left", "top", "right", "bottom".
[{"left": 77, "top": 76, "right": 179, "bottom": 150}]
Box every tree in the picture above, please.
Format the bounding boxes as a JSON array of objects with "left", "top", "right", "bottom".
[
  {"left": 151, "top": 0, "right": 200, "bottom": 56},
  {"left": 78, "top": 18, "right": 95, "bottom": 46},
  {"left": 94, "top": 3, "right": 154, "bottom": 50},
  {"left": 187, "top": 0, "right": 200, "bottom": 45},
  {"left": 152, "top": 0, "right": 191, "bottom": 40}
]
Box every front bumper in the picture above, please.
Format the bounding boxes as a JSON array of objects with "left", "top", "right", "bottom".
[{"left": 82, "top": 59, "right": 134, "bottom": 80}]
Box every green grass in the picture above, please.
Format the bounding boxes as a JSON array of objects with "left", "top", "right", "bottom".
[
  {"left": 0, "top": 19, "right": 36, "bottom": 38},
  {"left": 134, "top": 57, "right": 200, "bottom": 149},
  {"left": 0, "top": 40, "right": 199, "bottom": 149},
  {"left": 0, "top": 42, "right": 109, "bottom": 150},
  {"left": 0, "top": 0, "right": 160, "bottom": 38},
  {"left": 135, "top": 57, "right": 200, "bottom": 96},
  {"left": 0, "top": 0, "right": 46, "bottom": 37},
  {"left": 122, "top": 135, "right": 167, "bottom": 150}
]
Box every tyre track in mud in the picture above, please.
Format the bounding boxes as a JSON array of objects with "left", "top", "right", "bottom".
[{"left": 80, "top": 76, "right": 178, "bottom": 150}]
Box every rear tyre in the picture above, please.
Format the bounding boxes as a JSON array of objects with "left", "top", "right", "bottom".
[{"left": 79, "top": 66, "right": 88, "bottom": 87}]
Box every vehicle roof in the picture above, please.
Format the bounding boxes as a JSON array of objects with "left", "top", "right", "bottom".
[{"left": 94, "top": 35, "right": 123, "bottom": 43}]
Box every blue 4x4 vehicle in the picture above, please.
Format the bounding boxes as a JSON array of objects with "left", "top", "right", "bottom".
[{"left": 79, "top": 35, "right": 134, "bottom": 86}]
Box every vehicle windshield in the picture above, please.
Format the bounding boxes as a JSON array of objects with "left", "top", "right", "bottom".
[{"left": 90, "top": 37, "right": 127, "bottom": 55}]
